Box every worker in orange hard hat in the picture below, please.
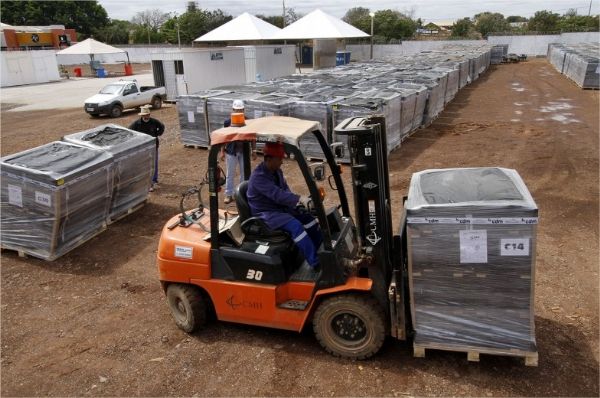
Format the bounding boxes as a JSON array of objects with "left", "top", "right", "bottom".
[{"left": 247, "top": 142, "right": 322, "bottom": 271}]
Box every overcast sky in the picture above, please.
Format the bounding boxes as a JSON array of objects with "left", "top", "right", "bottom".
[{"left": 99, "top": 0, "right": 599, "bottom": 22}]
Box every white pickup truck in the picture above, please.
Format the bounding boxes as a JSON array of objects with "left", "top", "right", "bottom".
[{"left": 84, "top": 80, "right": 167, "bottom": 118}]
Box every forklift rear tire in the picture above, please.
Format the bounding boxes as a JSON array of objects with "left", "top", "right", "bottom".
[
  {"left": 313, "top": 294, "right": 385, "bottom": 360},
  {"left": 166, "top": 284, "right": 206, "bottom": 333}
]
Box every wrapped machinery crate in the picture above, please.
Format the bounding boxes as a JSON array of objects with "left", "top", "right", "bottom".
[
  {"left": 405, "top": 167, "right": 538, "bottom": 364},
  {"left": 1, "top": 142, "right": 113, "bottom": 260},
  {"left": 177, "top": 90, "right": 231, "bottom": 147},
  {"left": 62, "top": 124, "right": 155, "bottom": 223}
]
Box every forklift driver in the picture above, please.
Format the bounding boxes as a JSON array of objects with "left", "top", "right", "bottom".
[{"left": 247, "top": 142, "right": 322, "bottom": 270}]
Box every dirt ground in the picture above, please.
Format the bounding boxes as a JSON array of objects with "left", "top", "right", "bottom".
[{"left": 1, "top": 58, "right": 598, "bottom": 396}]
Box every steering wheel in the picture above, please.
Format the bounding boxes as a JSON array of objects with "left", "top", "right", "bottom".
[{"left": 296, "top": 195, "right": 316, "bottom": 215}]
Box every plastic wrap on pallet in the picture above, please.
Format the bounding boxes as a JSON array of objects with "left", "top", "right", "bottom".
[
  {"left": 548, "top": 43, "right": 599, "bottom": 89},
  {"left": 332, "top": 95, "right": 400, "bottom": 162},
  {"left": 356, "top": 89, "right": 403, "bottom": 151},
  {"left": 206, "top": 92, "right": 263, "bottom": 137},
  {"left": 177, "top": 90, "right": 231, "bottom": 147},
  {"left": 62, "top": 124, "right": 155, "bottom": 223},
  {"left": 0, "top": 142, "right": 113, "bottom": 261},
  {"left": 289, "top": 93, "right": 340, "bottom": 159},
  {"left": 406, "top": 167, "right": 538, "bottom": 354}
]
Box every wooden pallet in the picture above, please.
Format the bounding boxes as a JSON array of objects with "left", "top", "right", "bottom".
[
  {"left": 107, "top": 200, "right": 147, "bottom": 225},
  {"left": 183, "top": 144, "right": 209, "bottom": 150},
  {"left": 413, "top": 342, "right": 538, "bottom": 366}
]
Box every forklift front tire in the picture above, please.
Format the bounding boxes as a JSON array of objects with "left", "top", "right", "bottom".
[
  {"left": 166, "top": 284, "right": 206, "bottom": 333},
  {"left": 313, "top": 294, "right": 385, "bottom": 360}
]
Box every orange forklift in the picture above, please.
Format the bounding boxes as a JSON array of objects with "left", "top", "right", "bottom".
[{"left": 157, "top": 115, "right": 408, "bottom": 359}]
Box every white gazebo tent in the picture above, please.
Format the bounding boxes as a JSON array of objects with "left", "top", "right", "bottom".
[
  {"left": 56, "top": 38, "right": 129, "bottom": 74},
  {"left": 273, "top": 9, "right": 370, "bottom": 40},
  {"left": 195, "top": 12, "right": 282, "bottom": 42},
  {"left": 272, "top": 9, "right": 370, "bottom": 69}
]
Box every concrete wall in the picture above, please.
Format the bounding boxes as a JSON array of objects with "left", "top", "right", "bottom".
[
  {"left": 488, "top": 32, "right": 600, "bottom": 55},
  {"left": 1, "top": 50, "right": 60, "bottom": 87}
]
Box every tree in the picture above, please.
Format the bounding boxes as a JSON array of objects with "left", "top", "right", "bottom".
[
  {"left": 373, "top": 9, "right": 417, "bottom": 40},
  {"left": 343, "top": 7, "right": 372, "bottom": 34},
  {"left": 506, "top": 15, "right": 528, "bottom": 23},
  {"left": 161, "top": 8, "right": 232, "bottom": 44},
  {"left": 558, "top": 11, "right": 599, "bottom": 32},
  {"left": 451, "top": 17, "right": 476, "bottom": 38},
  {"left": 93, "top": 19, "right": 134, "bottom": 44},
  {"left": 527, "top": 10, "right": 560, "bottom": 33},
  {"left": 0, "top": 0, "right": 108, "bottom": 37},
  {"left": 257, "top": 14, "right": 284, "bottom": 28},
  {"left": 474, "top": 12, "right": 510, "bottom": 36}
]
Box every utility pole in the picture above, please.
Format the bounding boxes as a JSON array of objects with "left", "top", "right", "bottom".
[
  {"left": 282, "top": 0, "right": 288, "bottom": 29},
  {"left": 589, "top": 0, "right": 593, "bottom": 16}
]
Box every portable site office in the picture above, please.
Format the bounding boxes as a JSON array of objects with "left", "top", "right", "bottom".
[{"left": 152, "top": 46, "right": 296, "bottom": 101}]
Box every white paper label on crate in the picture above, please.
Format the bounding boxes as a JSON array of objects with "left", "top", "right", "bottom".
[
  {"left": 254, "top": 110, "right": 263, "bottom": 119},
  {"left": 407, "top": 217, "right": 537, "bottom": 225},
  {"left": 35, "top": 191, "right": 52, "bottom": 207},
  {"left": 187, "top": 111, "right": 195, "bottom": 123},
  {"left": 255, "top": 245, "right": 269, "bottom": 255},
  {"left": 365, "top": 147, "right": 372, "bottom": 156},
  {"left": 7, "top": 185, "right": 23, "bottom": 207},
  {"left": 459, "top": 230, "right": 488, "bottom": 263},
  {"left": 174, "top": 245, "right": 193, "bottom": 259},
  {"left": 196, "top": 105, "right": 204, "bottom": 113},
  {"left": 500, "top": 238, "right": 530, "bottom": 256}
]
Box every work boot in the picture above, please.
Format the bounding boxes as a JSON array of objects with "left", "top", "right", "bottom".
[{"left": 224, "top": 195, "right": 233, "bottom": 204}]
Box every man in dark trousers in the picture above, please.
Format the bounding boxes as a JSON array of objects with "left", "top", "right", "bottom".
[
  {"left": 129, "top": 105, "right": 164, "bottom": 191},
  {"left": 247, "top": 142, "right": 322, "bottom": 271}
]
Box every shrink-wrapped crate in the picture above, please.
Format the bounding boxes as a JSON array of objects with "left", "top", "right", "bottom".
[
  {"left": 0, "top": 142, "right": 113, "bottom": 260},
  {"left": 332, "top": 95, "right": 400, "bottom": 162},
  {"left": 405, "top": 167, "right": 538, "bottom": 358},
  {"left": 289, "top": 92, "right": 339, "bottom": 159},
  {"left": 206, "top": 92, "right": 262, "bottom": 136},
  {"left": 63, "top": 124, "right": 155, "bottom": 223},
  {"left": 547, "top": 43, "right": 599, "bottom": 89},
  {"left": 390, "top": 82, "right": 428, "bottom": 132},
  {"left": 177, "top": 90, "right": 231, "bottom": 147}
]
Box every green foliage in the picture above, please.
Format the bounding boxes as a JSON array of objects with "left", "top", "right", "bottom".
[
  {"left": 0, "top": 0, "right": 108, "bottom": 37},
  {"left": 257, "top": 14, "right": 284, "bottom": 28},
  {"left": 557, "top": 13, "right": 599, "bottom": 32},
  {"left": 93, "top": 19, "right": 133, "bottom": 44},
  {"left": 374, "top": 9, "right": 417, "bottom": 40},
  {"left": 506, "top": 15, "right": 528, "bottom": 23},
  {"left": 161, "top": 8, "right": 232, "bottom": 44},
  {"left": 451, "top": 17, "right": 477, "bottom": 38},
  {"left": 527, "top": 10, "right": 560, "bottom": 33},
  {"left": 342, "top": 7, "right": 372, "bottom": 33},
  {"left": 474, "top": 12, "right": 510, "bottom": 37}
]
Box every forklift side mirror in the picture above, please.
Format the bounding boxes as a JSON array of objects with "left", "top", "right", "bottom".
[
  {"left": 310, "top": 162, "right": 326, "bottom": 181},
  {"left": 330, "top": 142, "right": 345, "bottom": 159}
]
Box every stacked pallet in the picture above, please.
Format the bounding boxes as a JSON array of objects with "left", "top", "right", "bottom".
[
  {"left": 547, "top": 43, "right": 600, "bottom": 89},
  {"left": 405, "top": 167, "right": 538, "bottom": 365},
  {"left": 63, "top": 124, "right": 156, "bottom": 223}
]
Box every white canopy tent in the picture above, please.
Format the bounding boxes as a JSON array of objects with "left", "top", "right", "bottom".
[
  {"left": 273, "top": 9, "right": 370, "bottom": 40},
  {"left": 195, "top": 12, "right": 282, "bottom": 42},
  {"left": 56, "top": 38, "right": 130, "bottom": 71}
]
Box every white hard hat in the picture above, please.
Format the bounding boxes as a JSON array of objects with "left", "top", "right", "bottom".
[{"left": 232, "top": 100, "right": 245, "bottom": 110}]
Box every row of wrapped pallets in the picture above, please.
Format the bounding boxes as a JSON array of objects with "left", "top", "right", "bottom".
[
  {"left": 177, "top": 44, "right": 493, "bottom": 161},
  {"left": 1, "top": 125, "right": 155, "bottom": 261},
  {"left": 547, "top": 43, "right": 600, "bottom": 89}
]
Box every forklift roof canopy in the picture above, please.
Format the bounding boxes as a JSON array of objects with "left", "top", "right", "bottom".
[{"left": 210, "top": 116, "right": 322, "bottom": 147}]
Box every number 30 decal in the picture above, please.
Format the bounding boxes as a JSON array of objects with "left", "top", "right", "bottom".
[{"left": 246, "top": 269, "right": 263, "bottom": 280}]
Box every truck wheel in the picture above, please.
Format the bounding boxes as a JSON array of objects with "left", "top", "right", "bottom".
[
  {"left": 313, "top": 294, "right": 385, "bottom": 360},
  {"left": 109, "top": 104, "right": 123, "bottom": 118},
  {"left": 166, "top": 284, "right": 206, "bottom": 333},
  {"left": 151, "top": 96, "right": 162, "bottom": 109}
]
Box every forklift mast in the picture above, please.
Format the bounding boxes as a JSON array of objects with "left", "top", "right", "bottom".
[{"left": 334, "top": 116, "right": 395, "bottom": 310}]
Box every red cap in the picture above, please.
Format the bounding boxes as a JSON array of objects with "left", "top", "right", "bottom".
[{"left": 263, "top": 142, "right": 285, "bottom": 158}]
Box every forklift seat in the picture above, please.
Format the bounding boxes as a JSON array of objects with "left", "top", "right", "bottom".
[{"left": 235, "top": 181, "right": 289, "bottom": 243}]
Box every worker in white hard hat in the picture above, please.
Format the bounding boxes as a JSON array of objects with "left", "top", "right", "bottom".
[{"left": 221, "top": 99, "right": 256, "bottom": 204}]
